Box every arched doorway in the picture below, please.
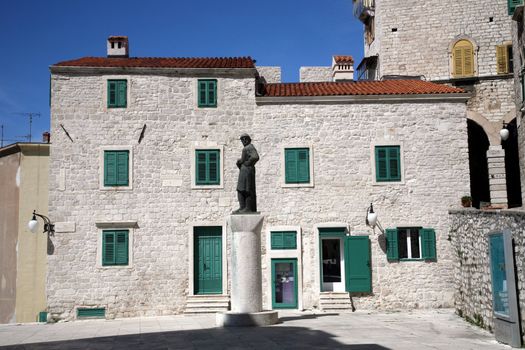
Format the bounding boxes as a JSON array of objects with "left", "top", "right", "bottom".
[
  {"left": 502, "top": 118, "right": 522, "bottom": 208},
  {"left": 467, "top": 119, "right": 490, "bottom": 208}
]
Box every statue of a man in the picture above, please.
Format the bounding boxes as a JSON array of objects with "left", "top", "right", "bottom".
[{"left": 233, "top": 133, "right": 259, "bottom": 214}]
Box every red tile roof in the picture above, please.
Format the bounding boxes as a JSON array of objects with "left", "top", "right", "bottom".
[
  {"left": 333, "top": 55, "right": 354, "bottom": 64},
  {"left": 262, "top": 80, "right": 464, "bottom": 97},
  {"left": 53, "top": 57, "right": 256, "bottom": 69}
]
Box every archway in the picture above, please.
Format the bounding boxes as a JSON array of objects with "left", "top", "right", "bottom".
[
  {"left": 502, "top": 118, "right": 522, "bottom": 208},
  {"left": 467, "top": 119, "right": 490, "bottom": 208}
]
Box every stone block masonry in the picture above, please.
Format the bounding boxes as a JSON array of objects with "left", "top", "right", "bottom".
[
  {"left": 449, "top": 209, "right": 525, "bottom": 344},
  {"left": 48, "top": 67, "right": 470, "bottom": 320}
]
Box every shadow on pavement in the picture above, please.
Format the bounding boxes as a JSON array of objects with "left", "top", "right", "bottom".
[
  {"left": 278, "top": 313, "right": 340, "bottom": 322},
  {"left": 0, "top": 325, "right": 391, "bottom": 350}
]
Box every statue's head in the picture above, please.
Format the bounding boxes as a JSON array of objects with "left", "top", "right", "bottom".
[{"left": 240, "top": 133, "right": 251, "bottom": 146}]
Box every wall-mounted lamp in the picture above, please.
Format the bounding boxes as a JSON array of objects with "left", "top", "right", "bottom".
[
  {"left": 28, "top": 210, "right": 54, "bottom": 236},
  {"left": 366, "top": 203, "right": 384, "bottom": 234},
  {"left": 500, "top": 122, "right": 510, "bottom": 141}
]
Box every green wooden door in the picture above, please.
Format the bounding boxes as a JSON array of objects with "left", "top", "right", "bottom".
[
  {"left": 271, "top": 259, "right": 298, "bottom": 309},
  {"left": 194, "top": 227, "right": 222, "bottom": 294},
  {"left": 345, "top": 236, "right": 371, "bottom": 293}
]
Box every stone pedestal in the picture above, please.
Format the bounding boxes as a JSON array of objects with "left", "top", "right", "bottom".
[
  {"left": 216, "top": 214, "right": 278, "bottom": 327},
  {"left": 487, "top": 146, "right": 508, "bottom": 208}
]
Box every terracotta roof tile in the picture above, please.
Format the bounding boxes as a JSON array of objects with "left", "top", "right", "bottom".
[
  {"left": 262, "top": 80, "right": 464, "bottom": 97},
  {"left": 333, "top": 55, "right": 354, "bottom": 64},
  {"left": 53, "top": 56, "right": 256, "bottom": 69}
]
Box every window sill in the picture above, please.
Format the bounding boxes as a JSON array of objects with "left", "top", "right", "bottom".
[
  {"left": 99, "top": 186, "right": 133, "bottom": 191},
  {"left": 191, "top": 184, "right": 223, "bottom": 190},
  {"left": 282, "top": 182, "right": 314, "bottom": 188},
  {"left": 372, "top": 180, "right": 404, "bottom": 186},
  {"left": 97, "top": 265, "right": 133, "bottom": 269}
]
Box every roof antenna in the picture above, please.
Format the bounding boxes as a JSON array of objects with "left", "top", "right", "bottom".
[{"left": 15, "top": 112, "right": 41, "bottom": 142}]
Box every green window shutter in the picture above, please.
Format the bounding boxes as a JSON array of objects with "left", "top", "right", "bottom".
[
  {"left": 195, "top": 150, "right": 220, "bottom": 185},
  {"left": 375, "top": 147, "right": 388, "bottom": 181},
  {"left": 283, "top": 232, "right": 297, "bottom": 249},
  {"left": 271, "top": 231, "right": 297, "bottom": 249},
  {"left": 198, "top": 80, "right": 207, "bottom": 107},
  {"left": 285, "top": 149, "right": 298, "bottom": 183},
  {"left": 420, "top": 228, "right": 437, "bottom": 261},
  {"left": 208, "top": 150, "right": 219, "bottom": 183},
  {"left": 285, "top": 148, "right": 310, "bottom": 184},
  {"left": 102, "top": 231, "right": 116, "bottom": 265},
  {"left": 77, "top": 308, "right": 106, "bottom": 318},
  {"left": 116, "top": 151, "right": 129, "bottom": 186},
  {"left": 117, "top": 80, "right": 127, "bottom": 107},
  {"left": 115, "top": 230, "right": 129, "bottom": 265},
  {"left": 388, "top": 147, "right": 401, "bottom": 180},
  {"left": 345, "top": 236, "right": 371, "bottom": 293},
  {"left": 104, "top": 151, "right": 117, "bottom": 186},
  {"left": 208, "top": 80, "right": 217, "bottom": 107},
  {"left": 386, "top": 228, "right": 399, "bottom": 261},
  {"left": 198, "top": 79, "right": 217, "bottom": 107},
  {"left": 108, "top": 80, "right": 127, "bottom": 108},
  {"left": 509, "top": 0, "right": 523, "bottom": 15},
  {"left": 271, "top": 232, "right": 284, "bottom": 249},
  {"left": 108, "top": 80, "right": 117, "bottom": 107},
  {"left": 104, "top": 150, "right": 129, "bottom": 186},
  {"left": 375, "top": 146, "right": 400, "bottom": 182},
  {"left": 297, "top": 149, "right": 310, "bottom": 183}
]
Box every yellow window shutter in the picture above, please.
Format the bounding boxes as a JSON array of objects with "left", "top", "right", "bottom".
[
  {"left": 463, "top": 48, "right": 474, "bottom": 76},
  {"left": 496, "top": 45, "right": 508, "bottom": 74},
  {"left": 453, "top": 48, "right": 464, "bottom": 77}
]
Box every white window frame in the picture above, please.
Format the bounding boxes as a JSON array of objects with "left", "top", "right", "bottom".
[
  {"left": 266, "top": 225, "right": 303, "bottom": 310},
  {"left": 190, "top": 143, "right": 224, "bottom": 189},
  {"left": 370, "top": 141, "right": 405, "bottom": 185},
  {"left": 103, "top": 75, "right": 131, "bottom": 111},
  {"left": 99, "top": 146, "right": 133, "bottom": 191},
  {"left": 281, "top": 145, "right": 315, "bottom": 188},
  {"left": 95, "top": 221, "right": 136, "bottom": 269},
  {"left": 194, "top": 78, "right": 221, "bottom": 108}
]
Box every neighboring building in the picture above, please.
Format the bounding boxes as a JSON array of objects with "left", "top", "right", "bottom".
[
  {"left": 0, "top": 142, "right": 49, "bottom": 323},
  {"left": 512, "top": 4, "right": 525, "bottom": 201},
  {"left": 46, "top": 36, "right": 470, "bottom": 320},
  {"left": 353, "top": 0, "right": 522, "bottom": 209}
]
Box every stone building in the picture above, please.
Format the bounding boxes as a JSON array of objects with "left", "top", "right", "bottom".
[
  {"left": 47, "top": 36, "right": 471, "bottom": 320},
  {"left": 0, "top": 142, "right": 49, "bottom": 323},
  {"left": 353, "top": 0, "right": 522, "bottom": 209}
]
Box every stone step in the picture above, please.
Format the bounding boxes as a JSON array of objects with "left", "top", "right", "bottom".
[{"left": 184, "top": 295, "right": 230, "bottom": 314}]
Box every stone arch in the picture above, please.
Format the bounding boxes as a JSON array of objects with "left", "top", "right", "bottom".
[
  {"left": 467, "top": 119, "right": 491, "bottom": 208},
  {"left": 466, "top": 111, "right": 501, "bottom": 145}
]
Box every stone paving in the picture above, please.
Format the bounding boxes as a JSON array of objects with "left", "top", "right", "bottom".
[{"left": 0, "top": 309, "right": 511, "bottom": 349}]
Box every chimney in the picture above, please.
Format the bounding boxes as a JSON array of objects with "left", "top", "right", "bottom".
[
  {"left": 107, "top": 36, "right": 129, "bottom": 58},
  {"left": 332, "top": 55, "right": 354, "bottom": 81},
  {"left": 42, "top": 132, "right": 50, "bottom": 144}
]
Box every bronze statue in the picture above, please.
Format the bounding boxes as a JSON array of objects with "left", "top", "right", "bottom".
[{"left": 233, "top": 133, "right": 259, "bottom": 213}]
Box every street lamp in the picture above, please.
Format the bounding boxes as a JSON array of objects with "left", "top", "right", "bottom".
[
  {"left": 500, "top": 122, "right": 510, "bottom": 141},
  {"left": 366, "top": 202, "right": 384, "bottom": 234},
  {"left": 28, "top": 210, "right": 54, "bottom": 236}
]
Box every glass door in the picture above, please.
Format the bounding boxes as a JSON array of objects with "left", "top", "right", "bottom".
[{"left": 271, "top": 259, "right": 298, "bottom": 309}]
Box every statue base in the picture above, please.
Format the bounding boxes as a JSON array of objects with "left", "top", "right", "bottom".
[{"left": 216, "top": 310, "right": 279, "bottom": 327}]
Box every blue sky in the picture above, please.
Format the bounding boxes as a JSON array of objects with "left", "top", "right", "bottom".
[{"left": 0, "top": 0, "right": 363, "bottom": 145}]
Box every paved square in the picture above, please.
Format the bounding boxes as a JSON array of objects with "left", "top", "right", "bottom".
[{"left": 0, "top": 310, "right": 510, "bottom": 349}]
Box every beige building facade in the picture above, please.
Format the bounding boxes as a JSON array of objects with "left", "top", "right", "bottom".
[{"left": 0, "top": 143, "right": 49, "bottom": 323}]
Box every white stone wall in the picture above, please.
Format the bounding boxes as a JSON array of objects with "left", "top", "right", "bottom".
[
  {"left": 373, "top": 0, "right": 512, "bottom": 80},
  {"left": 449, "top": 209, "right": 525, "bottom": 344},
  {"left": 299, "top": 67, "right": 332, "bottom": 82},
  {"left": 49, "top": 70, "right": 469, "bottom": 319},
  {"left": 257, "top": 66, "right": 281, "bottom": 83},
  {"left": 255, "top": 101, "right": 469, "bottom": 310},
  {"left": 467, "top": 79, "right": 516, "bottom": 123}
]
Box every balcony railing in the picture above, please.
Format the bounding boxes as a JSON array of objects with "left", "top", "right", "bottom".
[{"left": 353, "top": 0, "right": 375, "bottom": 22}]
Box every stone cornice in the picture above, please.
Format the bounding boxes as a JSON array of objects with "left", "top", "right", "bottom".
[{"left": 50, "top": 66, "right": 258, "bottom": 78}]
